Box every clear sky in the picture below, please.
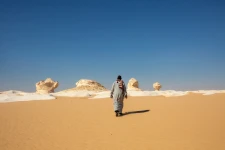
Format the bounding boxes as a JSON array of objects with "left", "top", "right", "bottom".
[{"left": 0, "top": 0, "right": 225, "bottom": 92}]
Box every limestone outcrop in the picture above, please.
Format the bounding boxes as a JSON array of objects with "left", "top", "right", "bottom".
[
  {"left": 153, "top": 82, "right": 161, "bottom": 91},
  {"left": 36, "top": 78, "right": 59, "bottom": 94},
  {"left": 62, "top": 79, "right": 107, "bottom": 92},
  {"left": 127, "top": 78, "right": 141, "bottom": 91}
]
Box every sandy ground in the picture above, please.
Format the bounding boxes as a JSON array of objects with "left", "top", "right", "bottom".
[{"left": 0, "top": 94, "right": 225, "bottom": 150}]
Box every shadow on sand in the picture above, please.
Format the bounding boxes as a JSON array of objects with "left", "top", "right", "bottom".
[{"left": 123, "top": 110, "right": 150, "bottom": 116}]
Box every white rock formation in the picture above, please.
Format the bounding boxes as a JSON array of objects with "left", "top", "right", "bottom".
[
  {"left": 153, "top": 82, "right": 162, "bottom": 91},
  {"left": 127, "top": 78, "right": 141, "bottom": 91},
  {"left": 36, "top": 78, "right": 59, "bottom": 94},
  {"left": 61, "top": 79, "right": 107, "bottom": 92}
]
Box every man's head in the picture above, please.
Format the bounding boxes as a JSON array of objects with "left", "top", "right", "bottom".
[{"left": 117, "top": 75, "right": 122, "bottom": 80}]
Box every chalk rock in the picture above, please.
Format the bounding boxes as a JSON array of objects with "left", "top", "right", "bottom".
[
  {"left": 36, "top": 78, "right": 59, "bottom": 94},
  {"left": 62, "top": 79, "right": 107, "bottom": 92},
  {"left": 127, "top": 78, "right": 141, "bottom": 91},
  {"left": 153, "top": 82, "right": 162, "bottom": 91}
]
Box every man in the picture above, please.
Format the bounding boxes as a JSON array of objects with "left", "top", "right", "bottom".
[{"left": 110, "top": 75, "right": 128, "bottom": 117}]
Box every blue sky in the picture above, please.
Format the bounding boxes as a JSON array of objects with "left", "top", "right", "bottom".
[{"left": 0, "top": 0, "right": 225, "bottom": 92}]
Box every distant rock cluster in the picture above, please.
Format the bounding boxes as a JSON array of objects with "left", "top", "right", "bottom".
[{"left": 35, "top": 78, "right": 162, "bottom": 93}]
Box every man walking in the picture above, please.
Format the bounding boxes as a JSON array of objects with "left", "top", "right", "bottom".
[{"left": 110, "top": 75, "right": 127, "bottom": 117}]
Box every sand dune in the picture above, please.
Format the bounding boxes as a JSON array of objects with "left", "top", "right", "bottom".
[{"left": 0, "top": 94, "right": 225, "bottom": 150}]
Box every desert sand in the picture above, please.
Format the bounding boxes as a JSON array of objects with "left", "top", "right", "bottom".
[{"left": 0, "top": 93, "right": 225, "bottom": 150}]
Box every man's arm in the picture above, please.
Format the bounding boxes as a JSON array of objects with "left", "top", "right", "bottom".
[
  {"left": 123, "top": 82, "right": 127, "bottom": 98},
  {"left": 110, "top": 82, "right": 115, "bottom": 98}
]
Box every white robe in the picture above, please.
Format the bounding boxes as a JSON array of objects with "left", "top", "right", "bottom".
[{"left": 110, "top": 80, "right": 127, "bottom": 113}]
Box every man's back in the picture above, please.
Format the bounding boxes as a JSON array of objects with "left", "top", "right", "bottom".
[{"left": 111, "top": 80, "right": 127, "bottom": 99}]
